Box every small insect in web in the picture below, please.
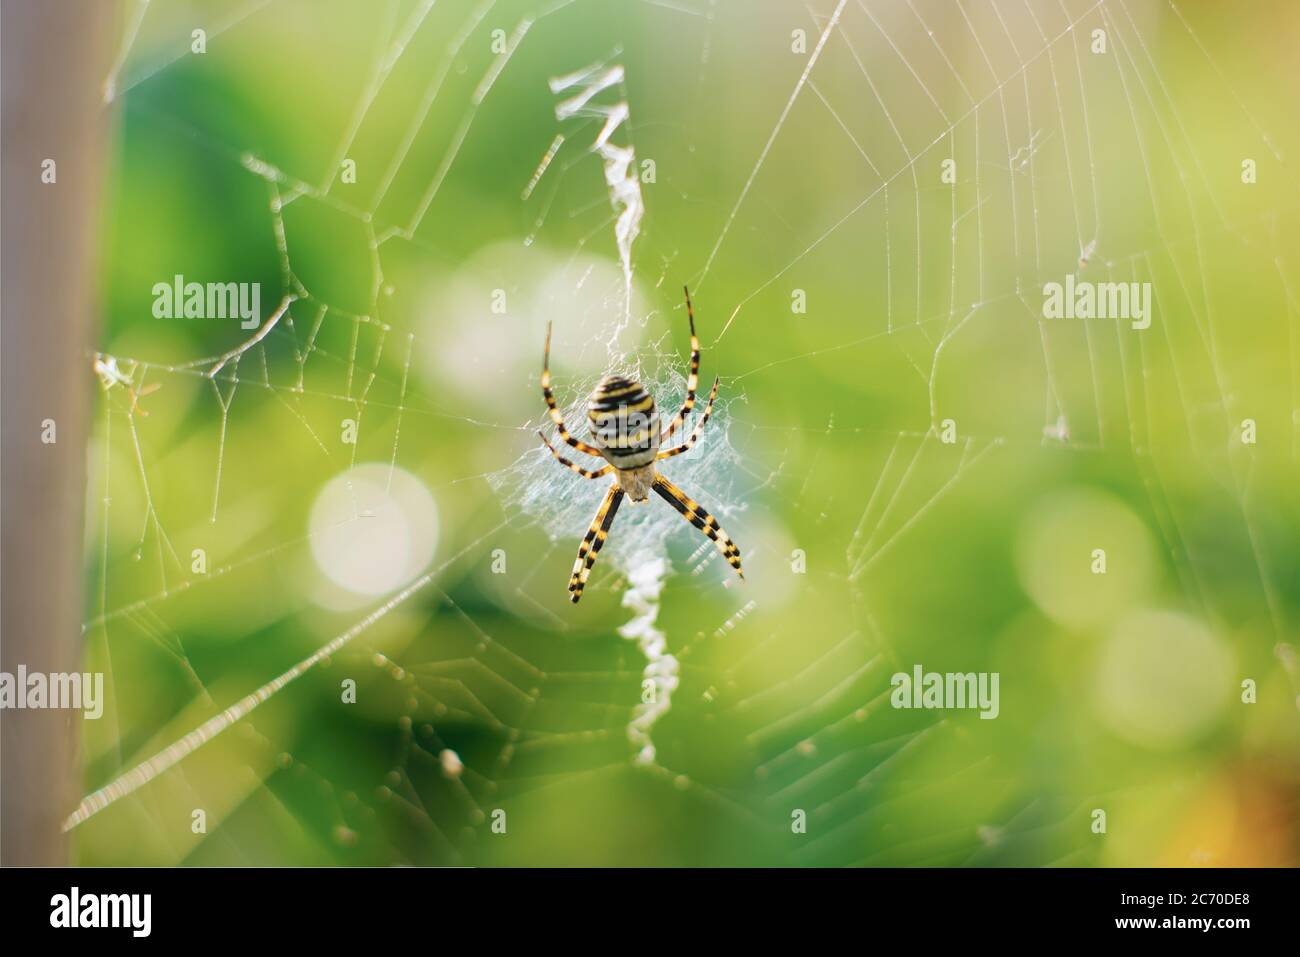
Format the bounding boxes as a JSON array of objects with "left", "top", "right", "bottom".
[
  {"left": 1078, "top": 238, "right": 1098, "bottom": 271},
  {"left": 93, "top": 353, "right": 161, "bottom": 416},
  {"left": 538, "top": 286, "right": 744, "bottom": 603}
]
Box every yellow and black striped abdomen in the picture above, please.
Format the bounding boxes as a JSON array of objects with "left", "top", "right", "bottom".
[{"left": 587, "top": 374, "right": 660, "bottom": 469}]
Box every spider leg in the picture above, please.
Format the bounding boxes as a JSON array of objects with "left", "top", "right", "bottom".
[
  {"left": 569, "top": 486, "right": 625, "bottom": 603},
  {"left": 651, "top": 474, "right": 743, "bottom": 578},
  {"left": 660, "top": 285, "right": 701, "bottom": 441},
  {"left": 657, "top": 375, "right": 719, "bottom": 460},
  {"left": 538, "top": 432, "right": 613, "bottom": 479},
  {"left": 542, "top": 321, "right": 603, "bottom": 457}
]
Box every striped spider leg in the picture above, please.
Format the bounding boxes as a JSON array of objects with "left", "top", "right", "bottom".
[
  {"left": 568, "top": 486, "right": 624, "bottom": 601},
  {"left": 538, "top": 321, "right": 617, "bottom": 602},
  {"left": 651, "top": 473, "right": 744, "bottom": 579},
  {"left": 656, "top": 374, "right": 719, "bottom": 460},
  {"left": 659, "top": 285, "right": 702, "bottom": 442},
  {"left": 652, "top": 293, "right": 737, "bottom": 573},
  {"left": 541, "top": 321, "right": 604, "bottom": 458},
  {"left": 535, "top": 429, "right": 618, "bottom": 601},
  {"left": 537, "top": 431, "right": 612, "bottom": 480}
]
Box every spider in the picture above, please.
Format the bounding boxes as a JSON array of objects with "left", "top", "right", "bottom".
[{"left": 538, "top": 285, "right": 744, "bottom": 603}]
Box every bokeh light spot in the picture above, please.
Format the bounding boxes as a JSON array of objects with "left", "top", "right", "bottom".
[
  {"left": 1015, "top": 487, "right": 1157, "bottom": 630},
  {"left": 309, "top": 463, "right": 439, "bottom": 598},
  {"left": 1093, "top": 610, "right": 1234, "bottom": 749}
]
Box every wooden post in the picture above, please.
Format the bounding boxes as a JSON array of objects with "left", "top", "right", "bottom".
[{"left": 1, "top": 0, "right": 117, "bottom": 865}]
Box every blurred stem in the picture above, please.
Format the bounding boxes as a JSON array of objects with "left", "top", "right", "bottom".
[{"left": 1, "top": 0, "right": 117, "bottom": 865}]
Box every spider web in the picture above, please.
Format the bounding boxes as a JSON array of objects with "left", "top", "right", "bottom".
[{"left": 70, "top": 0, "right": 1300, "bottom": 866}]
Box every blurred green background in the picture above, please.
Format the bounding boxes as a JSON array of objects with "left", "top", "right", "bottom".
[{"left": 74, "top": 0, "right": 1300, "bottom": 865}]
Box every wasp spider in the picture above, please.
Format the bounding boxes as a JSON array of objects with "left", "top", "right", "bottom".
[{"left": 538, "top": 286, "right": 744, "bottom": 603}]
